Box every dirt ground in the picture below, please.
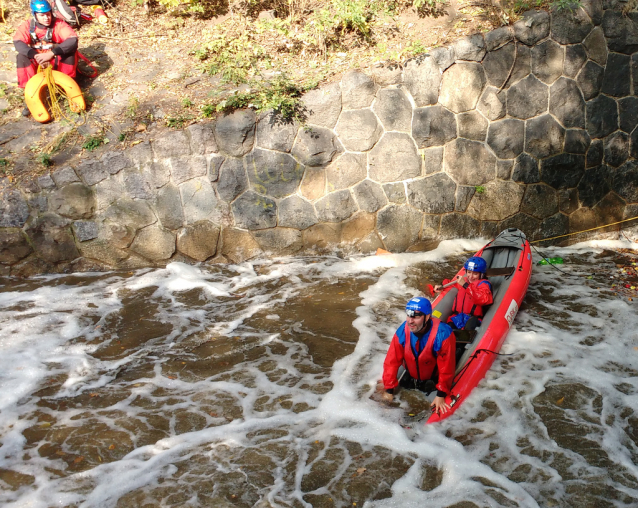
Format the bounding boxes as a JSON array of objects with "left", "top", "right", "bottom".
[{"left": 0, "top": 0, "right": 511, "bottom": 182}]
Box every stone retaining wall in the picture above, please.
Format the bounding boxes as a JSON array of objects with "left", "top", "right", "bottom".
[{"left": 2, "top": 0, "right": 638, "bottom": 275}]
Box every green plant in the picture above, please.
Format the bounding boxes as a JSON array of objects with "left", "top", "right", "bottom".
[
  {"left": 182, "top": 97, "right": 193, "bottom": 108},
  {"left": 0, "top": 158, "right": 8, "bottom": 167},
  {"left": 475, "top": 185, "right": 486, "bottom": 194},
  {"left": 38, "top": 153, "right": 53, "bottom": 167},
  {"left": 196, "top": 34, "right": 267, "bottom": 85},
  {"left": 83, "top": 135, "right": 106, "bottom": 151},
  {"left": 127, "top": 97, "right": 140, "bottom": 119},
  {"left": 166, "top": 115, "right": 193, "bottom": 128}
]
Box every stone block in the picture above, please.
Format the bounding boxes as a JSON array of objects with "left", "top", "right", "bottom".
[
  {"left": 586, "top": 94, "right": 618, "bottom": 139},
  {"left": 477, "top": 87, "right": 506, "bottom": 121},
  {"left": 300, "top": 167, "right": 326, "bottom": 201},
  {"left": 122, "top": 169, "right": 154, "bottom": 200},
  {"left": 559, "top": 188, "right": 579, "bottom": 214},
  {"left": 618, "top": 97, "right": 638, "bottom": 134},
  {"left": 455, "top": 186, "right": 476, "bottom": 212},
  {"left": 356, "top": 232, "right": 384, "bottom": 254},
  {"left": 487, "top": 118, "right": 525, "bottom": 159},
  {"left": 232, "top": 191, "right": 277, "bottom": 230},
  {"left": 252, "top": 228, "right": 302, "bottom": 255},
  {"left": 497, "top": 160, "right": 514, "bottom": 180},
  {"left": 144, "top": 160, "right": 171, "bottom": 189},
  {"left": 0, "top": 187, "right": 30, "bottom": 228},
  {"left": 577, "top": 165, "right": 611, "bottom": 207},
  {"left": 254, "top": 111, "right": 298, "bottom": 153},
  {"left": 101, "top": 151, "right": 129, "bottom": 175},
  {"left": 514, "top": 10, "right": 550, "bottom": 46},
  {"left": 439, "top": 62, "right": 486, "bottom": 113},
  {"left": 301, "top": 82, "right": 342, "bottom": 128},
  {"left": 485, "top": 26, "right": 514, "bottom": 51},
  {"left": 633, "top": 55, "right": 638, "bottom": 99},
  {"left": 564, "top": 129, "right": 591, "bottom": 154},
  {"left": 483, "top": 42, "right": 516, "bottom": 88},
  {"left": 601, "top": 53, "right": 631, "bottom": 97},
  {"left": 217, "top": 158, "right": 249, "bottom": 202},
  {"left": 78, "top": 239, "right": 129, "bottom": 266},
  {"left": 246, "top": 149, "right": 305, "bottom": 198},
  {"left": 37, "top": 173, "right": 56, "bottom": 191},
  {"left": 540, "top": 212, "right": 569, "bottom": 240},
  {"left": 28, "top": 195, "right": 47, "bottom": 213},
  {"left": 549, "top": 77, "right": 585, "bottom": 129},
  {"left": 76, "top": 160, "right": 108, "bottom": 186},
  {"left": 170, "top": 155, "right": 207, "bottom": 185},
  {"left": 582, "top": 27, "right": 608, "bottom": 66},
  {"left": 341, "top": 70, "right": 378, "bottom": 109},
  {"left": 221, "top": 228, "right": 263, "bottom": 263},
  {"left": 526, "top": 115, "right": 565, "bottom": 159},
  {"left": 564, "top": 44, "right": 588, "bottom": 78},
  {"left": 440, "top": 213, "right": 481, "bottom": 239},
  {"left": 49, "top": 183, "right": 96, "bottom": 219},
  {"left": 452, "top": 34, "right": 486, "bottom": 61},
  {"left": 326, "top": 153, "right": 366, "bottom": 191},
  {"left": 154, "top": 183, "right": 184, "bottom": 231},
  {"left": 601, "top": 10, "right": 638, "bottom": 55},
  {"left": 407, "top": 173, "right": 456, "bottom": 214},
  {"left": 604, "top": 132, "right": 629, "bottom": 168},
  {"left": 466, "top": 180, "right": 524, "bottom": 221},
  {"left": 593, "top": 192, "right": 625, "bottom": 232},
  {"left": 51, "top": 167, "right": 80, "bottom": 187},
  {"left": 383, "top": 182, "right": 406, "bottom": 203},
  {"left": 72, "top": 221, "right": 98, "bottom": 242},
  {"left": 373, "top": 88, "right": 412, "bottom": 132},
  {"left": 521, "top": 183, "right": 559, "bottom": 218},
  {"left": 103, "top": 199, "right": 156, "bottom": 229},
  {"left": 570, "top": 206, "right": 597, "bottom": 234},
  {"left": 126, "top": 141, "right": 153, "bottom": 168},
  {"left": 423, "top": 146, "right": 444, "bottom": 175},
  {"left": 214, "top": 110, "right": 256, "bottom": 157},
  {"left": 353, "top": 180, "right": 387, "bottom": 213},
  {"left": 369, "top": 132, "right": 421, "bottom": 182},
  {"left": 403, "top": 54, "right": 441, "bottom": 107},
  {"left": 130, "top": 225, "right": 175, "bottom": 261},
  {"left": 376, "top": 205, "right": 423, "bottom": 252},
  {"left": 303, "top": 222, "right": 342, "bottom": 251},
  {"left": 587, "top": 138, "right": 603, "bottom": 167},
  {"left": 507, "top": 75, "right": 548, "bottom": 120},
  {"left": 335, "top": 109, "right": 383, "bottom": 151},
  {"left": 26, "top": 213, "right": 79, "bottom": 263},
  {"left": 611, "top": 160, "right": 638, "bottom": 203},
  {"left": 291, "top": 126, "right": 342, "bottom": 167},
  {"left": 551, "top": 6, "right": 593, "bottom": 44},
  {"left": 176, "top": 221, "right": 220, "bottom": 261},
  {"left": 540, "top": 153, "right": 586, "bottom": 189},
  {"left": 208, "top": 154, "right": 225, "bottom": 183},
  {"left": 153, "top": 130, "right": 191, "bottom": 159},
  {"left": 187, "top": 122, "right": 218, "bottom": 155},
  {"left": 278, "top": 195, "right": 318, "bottom": 230},
  {"left": 371, "top": 62, "right": 403, "bottom": 86},
  {"left": 0, "top": 229, "right": 32, "bottom": 265},
  {"left": 444, "top": 138, "right": 496, "bottom": 186},
  {"left": 632, "top": 127, "right": 638, "bottom": 160},
  {"left": 576, "top": 61, "right": 604, "bottom": 100},
  {"left": 505, "top": 44, "right": 531, "bottom": 87},
  {"left": 532, "top": 40, "right": 564, "bottom": 84},
  {"left": 430, "top": 46, "right": 456, "bottom": 71},
  {"left": 512, "top": 153, "right": 540, "bottom": 183},
  {"left": 580, "top": 0, "right": 603, "bottom": 25},
  {"left": 412, "top": 105, "right": 457, "bottom": 148},
  {"left": 480, "top": 220, "right": 501, "bottom": 239},
  {"left": 457, "top": 111, "right": 488, "bottom": 141},
  {"left": 100, "top": 220, "right": 135, "bottom": 249},
  {"left": 180, "top": 177, "right": 224, "bottom": 224},
  {"left": 315, "top": 190, "right": 358, "bottom": 223}
]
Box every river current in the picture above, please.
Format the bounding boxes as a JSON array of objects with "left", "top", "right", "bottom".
[{"left": 1, "top": 238, "right": 637, "bottom": 507}]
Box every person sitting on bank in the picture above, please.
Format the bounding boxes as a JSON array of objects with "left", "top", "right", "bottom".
[
  {"left": 381, "top": 297, "right": 456, "bottom": 414},
  {"left": 433, "top": 256, "right": 493, "bottom": 331},
  {"left": 13, "top": 0, "right": 78, "bottom": 115}
]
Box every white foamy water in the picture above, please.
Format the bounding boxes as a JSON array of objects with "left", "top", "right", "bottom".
[{"left": 0, "top": 239, "right": 637, "bottom": 507}]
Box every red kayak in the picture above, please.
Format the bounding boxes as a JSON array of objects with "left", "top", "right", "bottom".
[{"left": 426, "top": 228, "right": 533, "bottom": 424}]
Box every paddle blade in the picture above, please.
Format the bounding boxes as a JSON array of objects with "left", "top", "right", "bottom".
[{"left": 376, "top": 248, "right": 391, "bottom": 256}]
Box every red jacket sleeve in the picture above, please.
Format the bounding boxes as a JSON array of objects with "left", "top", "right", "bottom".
[
  {"left": 466, "top": 280, "right": 493, "bottom": 306},
  {"left": 435, "top": 329, "right": 456, "bottom": 395},
  {"left": 382, "top": 333, "right": 404, "bottom": 391}
]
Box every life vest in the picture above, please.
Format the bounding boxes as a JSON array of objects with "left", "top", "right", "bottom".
[
  {"left": 398, "top": 319, "right": 446, "bottom": 382},
  {"left": 29, "top": 19, "right": 57, "bottom": 52},
  {"left": 452, "top": 279, "right": 492, "bottom": 318}
]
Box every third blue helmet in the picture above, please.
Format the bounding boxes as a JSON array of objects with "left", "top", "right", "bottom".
[
  {"left": 405, "top": 297, "right": 432, "bottom": 317},
  {"left": 464, "top": 256, "right": 487, "bottom": 274},
  {"left": 31, "top": 0, "right": 52, "bottom": 14}
]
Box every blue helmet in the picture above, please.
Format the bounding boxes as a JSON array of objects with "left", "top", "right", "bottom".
[
  {"left": 405, "top": 297, "right": 432, "bottom": 317},
  {"left": 31, "top": 0, "right": 52, "bottom": 15},
  {"left": 464, "top": 256, "right": 487, "bottom": 274}
]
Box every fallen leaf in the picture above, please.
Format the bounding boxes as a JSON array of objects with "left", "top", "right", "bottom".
[
  {"left": 73, "top": 456, "right": 84, "bottom": 464},
  {"left": 356, "top": 467, "right": 366, "bottom": 475},
  {"left": 90, "top": 393, "right": 99, "bottom": 397},
  {"left": 167, "top": 375, "right": 177, "bottom": 380},
  {"left": 109, "top": 444, "right": 115, "bottom": 450},
  {"left": 556, "top": 397, "right": 564, "bottom": 405},
  {"left": 39, "top": 422, "right": 51, "bottom": 428},
  {"left": 56, "top": 450, "right": 66, "bottom": 456}
]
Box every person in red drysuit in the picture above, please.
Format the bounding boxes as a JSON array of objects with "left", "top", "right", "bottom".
[
  {"left": 13, "top": 0, "right": 78, "bottom": 106},
  {"left": 381, "top": 297, "right": 456, "bottom": 415},
  {"left": 433, "top": 256, "right": 493, "bottom": 330}
]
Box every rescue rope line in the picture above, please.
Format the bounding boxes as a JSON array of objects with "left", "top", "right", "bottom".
[
  {"left": 530, "top": 215, "right": 638, "bottom": 244},
  {"left": 530, "top": 243, "right": 571, "bottom": 276}
]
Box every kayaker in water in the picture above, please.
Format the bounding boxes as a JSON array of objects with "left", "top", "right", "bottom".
[
  {"left": 381, "top": 297, "right": 456, "bottom": 414},
  {"left": 433, "top": 256, "right": 493, "bottom": 331}
]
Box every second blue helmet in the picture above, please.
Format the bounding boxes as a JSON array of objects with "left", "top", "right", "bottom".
[
  {"left": 464, "top": 256, "right": 487, "bottom": 274},
  {"left": 405, "top": 297, "right": 432, "bottom": 316}
]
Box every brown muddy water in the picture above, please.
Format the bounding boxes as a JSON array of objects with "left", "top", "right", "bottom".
[{"left": 1, "top": 239, "right": 637, "bottom": 508}]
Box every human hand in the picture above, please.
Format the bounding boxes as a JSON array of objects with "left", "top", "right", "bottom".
[
  {"left": 430, "top": 396, "right": 449, "bottom": 414},
  {"left": 455, "top": 275, "right": 467, "bottom": 287},
  {"left": 34, "top": 51, "right": 54, "bottom": 67},
  {"left": 433, "top": 284, "right": 442, "bottom": 293}
]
